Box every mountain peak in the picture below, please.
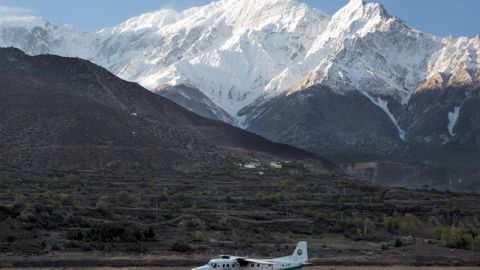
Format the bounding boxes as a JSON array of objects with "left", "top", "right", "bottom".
[
  {"left": 346, "top": 0, "right": 365, "bottom": 8},
  {"left": 218, "top": 0, "right": 300, "bottom": 6},
  {"left": 0, "top": 16, "right": 52, "bottom": 30},
  {"left": 337, "top": 0, "right": 390, "bottom": 19},
  {"left": 108, "top": 0, "right": 315, "bottom": 34},
  {"left": 326, "top": 0, "right": 392, "bottom": 37},
  {"left": 106, "top": 9, "right": 180, "bottom": 33},
  {"left": 213, "top": 0, "right": 319, "bottom": 29}
]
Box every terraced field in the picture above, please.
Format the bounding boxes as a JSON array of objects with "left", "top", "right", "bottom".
[{"left": 1, "top": 165, "right": 480, "bottom": 267}]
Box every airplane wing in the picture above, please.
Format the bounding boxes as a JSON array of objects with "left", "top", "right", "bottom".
[
  {"left": 219, "top": 255, "right": 274, "bottom": 266},
  {"left": 241, "top": 258, "right": 275, "bottom": 265},
  {"left": 219, "top": 255, "right": 241, "bottom": 259}
]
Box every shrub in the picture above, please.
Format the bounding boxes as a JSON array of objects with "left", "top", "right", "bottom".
[
  {"left": 15, "top": 194, "right": 27, "bottom": 207},
  {"left": 432, "top": 226, "right": 445, "bottom": 240},
  {"left": 280, "top": 179, "right": 295, "bottom": 190},
  {"left": 116, "top": 191, "right": 133, "bottom": 206},
  {"left": 138, "top": 192, "right": 146, "bottom": 202},
  {"left": 259, "top": 249, "right": 270, "bottom": 257},
  {"left": 315, "top": 212, "right": 327, "bottom": 221},
  {"left": 463, "top": 233, "right": 474, "bottom": 250},
  {"left": 96, "top": 196, "right": 111, "bottom": 212},
  {"left": 400, "top": 213, "right": 424, "bottom": 236},
  {"left": 394, "top": 238, "right": 403, "bottom": 247},
  {"left": 440, "top": 227, "right": 470, "bottom": 249},
  {"left": 163, "top": 188, "right": 171, "bottom": 199},
  {"left": 58, "top": 193, "right": 69, "bottom": 205},
  {"left": 304, "top": 209, "right": 326, "bottom": 221},
  {"left": 170, "top": 242, "right": 192, "bottom": 252},
  {"left": 191, "top": 201, "right": 198, "bottom": 209},
  {"left": 395, "top": 236, "right": 415, "bottom": 247},
  {"left": 384, "top": 216, "right": 399, "bottom": 233},
  {"left": 268, "top": 193, "right": 283, "bottom": 203},
  {"left": 256, "top": 192, "right": 283, "bottom": 204},
  {"left": 63, "top": 174, "right": 79, "bottom": 182},
  {"left": 256, "top": 192, "right": 265, "bottom": 201},
  {"left": 67, "top": 230, "right": 85, "bottom": 241},
  {"left": 41, "top": 190, "right": 54, "bottom": 200},
  {"left": 143, "top": 228, "right": 156, "bottom": 240},
  {"left": 363, "top": 218, "right": 375, "bottom": 236},
  {"left": 473, "top": 236, "right": 480, "bottom": 251},
  {"left": 193, "top": 230, "right": 205, "bottom": 242},
  {"left": 225, "top": 195, "right": 235, "bottom": 203},
  {"left": 13, "top": 238, "right": 37, "bottom": 254},
  {"left": 444, "top": 198, "right": 453, "bottom": 209},
  {"left": 86, "top": 223, "right": 126, "bottom": 242},
  {"left": 337, "top": 196, "right": 347, "bottom": 204},
  {"left": 130, "top": 228, "right": 145, "bottom": 242},
  {"left": 74, "top": 224, "right": 154, "bottom": 244},
  {"left": 175, "top": 191, "right": 188, "bottom": 201}
]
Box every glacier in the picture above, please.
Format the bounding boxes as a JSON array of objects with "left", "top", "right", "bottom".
[{"left": 448, "top": 106, "right": 461, "bottom": 136}]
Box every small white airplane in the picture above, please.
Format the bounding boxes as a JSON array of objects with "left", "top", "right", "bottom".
[{"left": 192, "top": 241, "right": 309, "bottom": 270}]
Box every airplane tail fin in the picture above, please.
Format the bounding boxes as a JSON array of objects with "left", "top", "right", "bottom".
[
  {"left": 272, "top": 241, "right": 308, "bottom": 263},
  {"left": 292, "top": 241, "right": 308, "bottom": 263}
]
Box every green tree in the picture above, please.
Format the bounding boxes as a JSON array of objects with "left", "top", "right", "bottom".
[
  {"left": 400, "top": 213, "right": 424, "bottom": 235},
  {"left": 440, "top": 227, "right": 467, "bottom": 248}
]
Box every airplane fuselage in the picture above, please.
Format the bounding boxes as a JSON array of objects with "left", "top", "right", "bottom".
[
  {"left": 194, "top": 258, "right": 304, "bottom": 270},
  {"left": 192, "top": 241, "right": 308, "bottom": 270}
]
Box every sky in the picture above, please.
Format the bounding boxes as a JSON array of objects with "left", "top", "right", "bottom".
[{"left": 0, "top": 0, "right": 478, "bottom": 37}]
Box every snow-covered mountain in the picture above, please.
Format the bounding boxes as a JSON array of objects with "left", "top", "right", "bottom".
[
  {"left": 0, "top": 0, "right": 329, "bottom": 124},
  {"left": 1, "top": 0, "right": 479, "bottom": 165},
  {"left": 0, "top": 16, "right": 98, "bottom": 58}
]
